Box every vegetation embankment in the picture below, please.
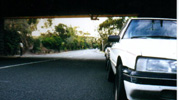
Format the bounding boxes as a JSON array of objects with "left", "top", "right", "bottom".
[
  {"left": 4, "top": 19, "right": 100, "bottom": 55},
  {"left": 4, "top": 17, "right": 127, "bottom": 55}
]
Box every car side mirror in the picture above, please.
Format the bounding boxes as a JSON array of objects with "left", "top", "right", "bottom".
[{"left": 108, "top": 35, "right": 120, "bottom": 42}]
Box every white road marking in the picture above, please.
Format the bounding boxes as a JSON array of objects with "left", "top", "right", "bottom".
[
  {"left": 0, "top": 59, "right": 55, "bottom": 70},
  {"left": 0, "top": 80, "right": 10, "bottom": 83}
]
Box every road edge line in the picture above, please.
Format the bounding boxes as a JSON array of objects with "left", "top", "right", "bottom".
[{"left": 0, "top": 59, "right": 56, "bottom": 70}]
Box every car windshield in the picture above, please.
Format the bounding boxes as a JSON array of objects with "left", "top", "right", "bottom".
[{"left": 123, "top": 19, "right": 176, "bottom": 39}]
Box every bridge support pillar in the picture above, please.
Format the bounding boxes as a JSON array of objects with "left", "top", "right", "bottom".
[{"left": 0, "top": 18, "right": 4, "bottom": 55}]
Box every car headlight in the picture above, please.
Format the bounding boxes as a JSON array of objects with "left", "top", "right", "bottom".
[{"left": 136, "top": 57, "right": 177, "bottom": 73}]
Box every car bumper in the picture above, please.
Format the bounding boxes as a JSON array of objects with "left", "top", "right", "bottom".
[
  {"left": 123, "top": 68, "right": 177, "bottom": 100},
  {"left": 124, "top": 81, "right": 176, "bottom": 100}
]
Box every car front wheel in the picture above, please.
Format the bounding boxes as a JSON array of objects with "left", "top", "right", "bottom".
[
  {"left": 106, "top": 58, "right": 110, "bottom": 71},
  {"left": 114, "top": 62, "right": 127, "bottom": 100},
  {"left": 107, "top": 60, "right": 115, "bottom": 82}
]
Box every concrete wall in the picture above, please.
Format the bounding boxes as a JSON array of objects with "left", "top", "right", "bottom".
[{"left": 0, "top": 18, "right": 4, "bottom": 55}]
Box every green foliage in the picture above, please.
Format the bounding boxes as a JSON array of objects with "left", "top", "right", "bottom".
[
  {"left": 39, "top": 22, "right": 101, "bottom": 52},
  {"left": 4, "top": 30, "right": 20, "bottom": 55},
  {"left": 41, "top": 19, "right": 53, "bottom": 29},
  {"left": 27, "top": 19, "right": 38, "bottom": 25},
  {"left": 55, "top": 23, "right": 70, "bottom": 39},
  {"left": 41, "top": 33, "right": 62, "bottom": 51},
  {"left": 4, "top": 18, "right": 39, "bottom": 55},
  {"left": 32, "top": 38, "right": 41, "bottom": 53},
  {"left": 98, "top": 17, "right": 125, "bottom": 44},
  {"left": 38, "top": 24, "right": 100, "bottom": 52},
  {"left": 47, "top": 19, "right": 53, "bottom": 27},
  {"left": 3, "top": 18, "right": 102, "bottom": 55},
  {"left": 99, "top": 17, "right": 125, "bottom": 31},
  {"left": 4, "top": 19, "right": 31, "bottom": 34},
  {"left": 27, "top": 19, "right": 39, "bottom": 31}
]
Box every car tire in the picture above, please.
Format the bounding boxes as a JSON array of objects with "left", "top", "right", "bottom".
[
  {"left": 107, "top": 60, "right": 114, "bottom": 82},
  {"left": 106, "top": 58, "right": 110, "bottom": 71},
  {"left": 114, "top": 62, "right": 127, "bottom": 100}
]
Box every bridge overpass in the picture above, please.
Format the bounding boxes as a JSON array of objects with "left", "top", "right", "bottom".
[{"left": 0, "top": 0, "right": 176, "bottom": 55}]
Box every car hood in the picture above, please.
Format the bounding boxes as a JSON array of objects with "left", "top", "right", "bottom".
[{"left": 119, "top": 39, "right": 177, "bottom": 59}]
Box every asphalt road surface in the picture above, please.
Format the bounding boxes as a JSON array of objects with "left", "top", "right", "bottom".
[{"left": 0, "top": 49, "right": 114, "bottom": 100}]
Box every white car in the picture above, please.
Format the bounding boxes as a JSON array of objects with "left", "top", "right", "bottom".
[{"left": 107, "top": 18, "right": 177, "bottom": 100}]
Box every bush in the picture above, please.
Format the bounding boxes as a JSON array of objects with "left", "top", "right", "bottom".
[
  {"left": 41, "top": 34, "right": 62, "bottom": 51},
  {"left": 32, "top": 38, "right": 41, "bottom": 53},
  {"left": 4, "top": 30, "right": 20, "bottom": 55}
]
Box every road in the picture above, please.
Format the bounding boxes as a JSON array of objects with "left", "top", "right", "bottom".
[
  {"left": 0, "top": 49, "right": 114, "bottom": 100},
  {"left": 22, "top": 49, "right": 105, "bottom": 60}
]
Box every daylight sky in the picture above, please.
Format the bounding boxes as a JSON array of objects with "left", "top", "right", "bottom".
[{"left": 32, "top": 17, "right": 108, "bottom": 37}]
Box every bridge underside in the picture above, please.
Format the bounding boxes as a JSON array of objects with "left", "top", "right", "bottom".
[
  {"left": 0, "top": 0, "right": 176, "bottom": 55},
  {"left": 1, "top": 0, "right": 176, "bottom": 18}
]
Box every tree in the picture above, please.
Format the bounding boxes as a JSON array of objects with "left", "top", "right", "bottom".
[
  {"left": 65, "top": 26, "right": 78, "bottom": 50},
  {"left": 41, "top": 19, "right": 53, "bottom": 28},
  {"left": 28, "top": 18, "right": 39, "bottom": 31},
  {"left": 41, "top": 32, "right": 62, "bottom": 51},
  {"left": 4, "top": 30, "right": 21, "bottom": 55},
  {"left": 55, "top": 23, "right": 70, "bottom": 39},
  {"left": 98, "top": 17, "right": 125, "bottom": 44},
  {"left": 4, "top": 18, "right": 39, "bottom": 55}
]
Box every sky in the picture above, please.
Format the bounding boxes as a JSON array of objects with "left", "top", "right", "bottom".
[{"left": 32, "top": 17, "right": 108, "bottom": 37}]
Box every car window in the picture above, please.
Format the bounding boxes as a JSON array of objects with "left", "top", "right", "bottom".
[{"left": 123, "top": 19, "right": 176, "bottom": 39}]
